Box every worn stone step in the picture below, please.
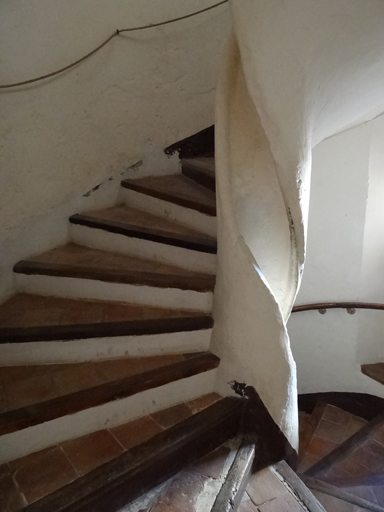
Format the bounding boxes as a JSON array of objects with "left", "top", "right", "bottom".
[
  {"left": 20, "top": 396, "right": 244, "bottom": 512},
  {"left": 70, "top": 205, "right": 217, "bottom": 254},
  {"left": 0, "top": 352, "right": 220, "bottom": 463}
]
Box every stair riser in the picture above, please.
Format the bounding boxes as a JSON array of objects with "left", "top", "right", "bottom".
[
  {"left": 0, "top": 329, "right": 212, "bottom": 365},
  {"left": 122, "top": 188, "right": 217, "bottom": 237},
  {"left": 15, "top": 274, "right": 213, "bottom": 312},
  {"left": 70, "top": 224, "right": 216, "bottom": 274},
  {"left": 0, "top": 369, "right": 218, "bottom": 464}
]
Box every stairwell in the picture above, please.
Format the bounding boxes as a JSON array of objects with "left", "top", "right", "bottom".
[{"left": 2, "top": 156, "right": 384, "bottom": 512}]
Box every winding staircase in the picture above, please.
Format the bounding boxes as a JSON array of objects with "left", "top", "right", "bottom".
[{"left": 1, "top": 156, "right": 384, "bottom": 511}]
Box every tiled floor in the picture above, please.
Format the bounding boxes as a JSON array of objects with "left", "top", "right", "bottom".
[
  {"left": 0, "top": 294, "right": 201, "bottom": 331},
  {"left": 238, "top": 466, "right": 307, "bottom": 512},
  {"left": 120, "top": 441, "right": 234, "bottom": 512},
  {"left": 298, "top": 403, "right": 367, "bottom": 473},
  {"left": 0, "top": 354, "right": 187, "bottom": 413},
  {"left": 0, "top": 393, "right": 221, "bottom": 511}
]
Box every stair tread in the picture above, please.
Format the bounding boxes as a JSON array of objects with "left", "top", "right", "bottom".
[
  {"left": 182, "top": 157, "right": 215, "bottom": 176},
  {"left": 361, "top": 363, "right": 384, "bottom": 385},
  {"left": 0, "top": 352, "right": 219, "bottom": 436},
  {"left": 0, "top": 294, "right": 213, "bottom": 343},
  {"left": 13, "top": 243, "right": 215, "bottom": 292},
  {"left": 70, "top": 205, "right": 217, "bottom": 253},
  {"left": 121, "top": 174, "right": 216, "bottom": 216},
  {"left": 3, "top": 392, "right": 223, "bottom": 510}
]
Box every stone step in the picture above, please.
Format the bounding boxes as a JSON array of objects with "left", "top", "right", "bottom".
[
  {"left": 0, "top": 294, "right": 213, "bottom": 364},
  {"left": 18, "top": 396, "right": 244, "bottom": 512},
  {"left": 13, "top": 243, "right": 215, "bottom": 311},
  {"left": 0, "top": 352, "right": 220, "bottom": 463}
]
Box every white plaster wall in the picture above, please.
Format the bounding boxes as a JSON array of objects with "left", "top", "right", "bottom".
[
  {"left": 288, "top": 116, "right": 384, "bottom": 398},
  {"left": 0, "top": 0, "right": 230, "bottom": 234}
]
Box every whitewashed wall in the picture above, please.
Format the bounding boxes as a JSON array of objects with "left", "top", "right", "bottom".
[
  {"left": 0, "top": 0, "right": 230, "bottom": 301},
  {"left": 288, "top": 114, "right": 384, "bottom": 398}
]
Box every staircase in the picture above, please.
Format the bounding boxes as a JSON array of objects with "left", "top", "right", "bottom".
[{"left": 2, "top": 154, "right": 384, "bottom": 511}]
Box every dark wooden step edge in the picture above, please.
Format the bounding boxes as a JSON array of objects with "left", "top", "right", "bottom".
[
  {"left": 301, "top": 475, "right": 384, "bottom": 512},
  {"left": 23, "top": 397, "right": 245, "bottom": 512},
  {"left": 362, "top": 363, "right": 384, "bottom": 385},
  {"left": 69, "top": 214, "right": 217, "bottom": 254},
  {"left": 318, "top": 471, "right": 384, "bottom": 488},
  {"left": 304, "top": 409, "right": 384, "bottom": 478},
  {"left": 13, "top": 260, "right": 216, "bottom": 292},
  {"left": 0, "top": 315, "right": 214, "bottom": 344},
  {"left": 0, "top": 352, "right": 220, "bottom": 436},
  {"left": 121, "top": 178, "right": 217, "bottom": 216},
  {"left": 274, "top": 461, "right": 327, "bottom": 512},
  {"left": 181, "top": 160, "right": 216, "bottom": 192},
  {"left": 210, "top": 439, "right": 255, "bottom": 512}
]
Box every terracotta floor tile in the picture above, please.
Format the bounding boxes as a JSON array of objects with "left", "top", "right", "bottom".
[
  {"left": 373, "top": 425, "right": 384, "bottom": 446},
  {"left": 306, "top": 435, "right": 339, "bottom": 459},
  {"left": 97, "top": 355, "right": 184, "bottom": 382},
  {"left": 150, "top": 470, "right": 208, "bottom": 512},
  {"left": 110, "top": 415, "right": 163, "bottom": 451},
  {"left": 246, "top": 467, "right": 286, "bottom": 504},
  {"left": 5, "top": 373, "right": 58, "bottom": 411},
  {"left": 315, "top": 419, "right": 347, "bottom": 444},
  {"left": 62, "top": 429, "right": 124, "bottom": 476},
  {"left": 297, "top": 452, "right": 320, "bottom": 473},
  {"left": 0, "top": 366, "right": 30, "bottom": 386},
  {"left": 322, "top": 404, "right": 351, "bottom": 427},
  {"left": 185, "top": 392, "right": 221, "bottom": 414},
  {"left": 151, "top": 403, "right": 192, "bottom": 429},
  {"left": 9, "top": 447, "right": 54, "bottom": 473},
  {"left": 351, "top": 444, "right": 384, "bottom": 472},
  {"left": 53, "top": 363, "right": 103, "bottom": 396},
  {"left": 0, "top": 463, "right": 10, "bottom": 479},
  {"left": 258, "top": 492, "right": 305, "bottom": 512},
  {"left": 190, "top": 445, "right": 230, "bottom": 479},
  {"left": 238, "top": 494, "right": 258, "bottom": 512},
  {"left": 332, "top": 455, "right": 369, "bottom": 476},
  {"left": 13, "top": 447, "right": 77, "bottom": 504},
  {"left": 0, "top": 474, "right": 27, "bottom": 512},
  {"left": 342, "top": 416, "right": 368, "bottom": 442}
]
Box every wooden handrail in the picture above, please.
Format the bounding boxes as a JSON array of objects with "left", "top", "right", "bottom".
[{"left": 292, "top": 302, "right": 384, "bottom": 314}]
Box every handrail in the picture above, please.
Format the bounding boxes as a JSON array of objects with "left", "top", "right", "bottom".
[{"left": 292, "top": 302, "right": 384, "bottom": 315}]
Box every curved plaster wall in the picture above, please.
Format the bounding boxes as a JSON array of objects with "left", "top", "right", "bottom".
[
  {"left": 0, "top": 0, "right": 230, "bottom": 235},
  {"left": 213, "top": 0, "right": 384, "bottom": 447}
]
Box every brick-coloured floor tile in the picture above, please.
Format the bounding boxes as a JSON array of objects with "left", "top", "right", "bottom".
[
  {"left": 13, "top": 447, "right": 77, "bottom": 504},
  {"left": 332, "top": 455, "right": 369, "bottom": 477},
  {"left": 185, "top": 393, "right": 221, "bottom": 414},
  {"left": 238, "top": 494, "right": 259, "bottom": 512},
  {"left": 315, "top": 419, "right": 346, "bottom": 444},
  {"left": 373, "top": 425, "right": 384, "bottom": 446},
  {"left": 298, "top": 452, "right": 320, "bottom": 473},
  {"left": 246, "top": 467, "right": 286, "bottom": 505},
  {"left": 53, "top": 363, "right": 103, "bottom": 396},
  {"left": 0, "top": 463, "right": 11, "bottom": 479},
  {"left": 62, "top": 429, "right": 124, "bottom": 476},
  {"left": 322, "top": 404, "right": 351, "bottom": 426},
  {"left": 190, "top": 445, "right": 230, "bottom": 479},
  {"left": 342, "top": 416, "right": 368, "bottom": 442},
  {"left": 306, "top": 435, "right": 339, "bottom": 459},
  {"left": 110, "top": 415, "right": 163, "bottom": 451},
  {"left": 0, "top": 475, "right": 27, "bottom": 512},
  {"left": 0, "top": 366, "right": 30, "bottom": 386},
  {"left": 9, "top": 447, "right": 54, "bottom": 473},
  {"left": 258, "top": 492, "right": 305, "bottom": 512},
  {"left": 150, "top": 470, "right": 207, "bottom": 512},
  {"left": 5, "top": 373, "right": 58, "bottom": 411},
  {"left": 151, "top": 403, "right": 192, "bottom": 429}
]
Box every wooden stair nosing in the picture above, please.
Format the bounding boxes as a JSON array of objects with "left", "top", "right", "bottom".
[
  {"left": 121, "top": 178, "right": 216, "bottom": 216},
  {"left": 211, "top": 439, "right": 255, "bottom": 512},
  {"left": 23, "top": 397, "right": 245, "bottom": 512},
  {"left": 362, "top": 363, "right": 384, "bottom": 385},
  {"left": 13, "top": 260, "right": 216, "bottom": 293},
  {"left": 181, "top": 160, "right": 216, "bottom": 192},
  {"left": 0, "top": 315, "right": 214, "bottom": 344},
  {"left": 304, "top": 409, "right": 384, "bottom": 478},
  {"left": 275, "top": 461, "right": 327, "bottom": 512},
  {"left": 302, "top": 475, "right": 384, "bottom": 512},
  {"left": 69, "top": 213, "right": 217, "bottom": 254},
  {"left": 0, "top": 352, "right": 220, "bottom": 436}
]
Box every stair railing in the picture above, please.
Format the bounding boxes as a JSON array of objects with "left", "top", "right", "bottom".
[{"left": 292, "top": 302, "right": 384, "bottom": 315}]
